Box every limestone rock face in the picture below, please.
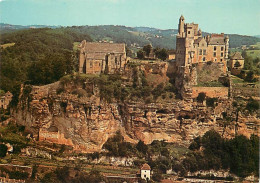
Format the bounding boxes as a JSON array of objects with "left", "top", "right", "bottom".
[{"left": 13, "top": 81, "right": 260, "bottom": 153}]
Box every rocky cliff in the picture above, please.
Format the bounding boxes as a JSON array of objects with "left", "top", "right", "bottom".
[{"left": 12, "top": 63, "right": 260, "bottom": 153}]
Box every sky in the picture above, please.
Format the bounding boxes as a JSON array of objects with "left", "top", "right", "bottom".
[{"left": 0, "top": 0, "right": 259, "bottom": 36}]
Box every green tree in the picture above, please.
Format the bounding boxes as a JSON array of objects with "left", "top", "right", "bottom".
[
  {"left": 0, "top": 144, "right": 7, "bottom": 157},
  {"left": 157, "top": 48, "right": 168, "bottom": 61},
  {"left": 137, "top": 50, "right": 145, "bottom": 59},
  {"left": 143, "top": 44, "right": 152, "bottom": 57},
  {"left": 136, "top": 140, "right": 148, "bottom": 155},
  {"left": 197, "top": 92, "right": 206, "bottom": 103}
]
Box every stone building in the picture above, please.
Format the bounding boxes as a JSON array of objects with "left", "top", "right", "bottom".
[
  {"left": 140, "top": 163, "right": 151, "bottom": 181},
  {"left": 78, "top": 40, "right": 127, "bottom": 74},
  {"left": 175, "top": 15, "right": 229, "bottom": 98},
  {"left": 229, "top": 52, "right": 244, "bottom": 75},
  {"left": 0, "top": 91, "right": 12, "bottom": 109},
  {"left": 176, "top": 15, "right": 229, "bottom": 70}
]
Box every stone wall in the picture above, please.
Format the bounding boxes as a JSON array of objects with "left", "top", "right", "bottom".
[
  {"left": 39, "top": 129, "right": 73, "bottom": 146},
  {"left": 191, "top": 87, "right": 229, "bottom": 98}
]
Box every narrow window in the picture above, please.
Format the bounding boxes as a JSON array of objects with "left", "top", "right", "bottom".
[
  {"left": 221, "top": 52, "right": 224, "bottom": 57},
  {"left": 188, "top": 31, "right": 190, "bottom": 34},
  {"left": 213, "top": 52, "right": 216, "bottom": 57},
  {"left": 221, "top": 47, "right": 224, "bottom": 51},
  {"left": 203, "top": 57, "right": 206, "bottom": 61},
  {"left": 199, "top": 49, "right": 202, "bottom": 55},
  {"left": 220, "top": 59, "right": 223, "bottom": 62},
  {"left": 203, "top": 49, "right": 206, "bottom": 55},
  {"left": 90, "top": 61, "right": 93, "bottom": 68},
  {"left": 214, "top": 46, "right": 217, "bottom": 51}
]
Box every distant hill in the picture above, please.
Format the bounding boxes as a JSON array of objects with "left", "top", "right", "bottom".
[
  {"left": 0, "top": 23, "right": 60, "bottom": 33},
  {"left": 1, "top": 23, "right": 260, "bottom": 49}
]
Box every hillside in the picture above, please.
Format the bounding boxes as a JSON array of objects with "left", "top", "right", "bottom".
[
  {"left": 0, "top": 28, "right": 92, "bottom": 98},
  {"left": 1, "top": 24, "right": 260, "bottom": 49}
]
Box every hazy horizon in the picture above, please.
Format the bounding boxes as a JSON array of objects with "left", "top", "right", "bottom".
[{"left": 0, "top": 0, "right": 259, "bottom": 36}]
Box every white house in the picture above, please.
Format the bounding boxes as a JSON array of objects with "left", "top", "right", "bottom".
[{"left": 140, "top": 163, "right": 151, "bottom": 180}]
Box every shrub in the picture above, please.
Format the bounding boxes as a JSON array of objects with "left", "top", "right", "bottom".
[
  {"left": 246, "top": 97, "right": 259, "bottom": 112},
  {"left": 206, "top": 98, "right": 217, "bottom": 108},
  {"left": 197, "top": 92, "right": 206, "bottom": 103}
]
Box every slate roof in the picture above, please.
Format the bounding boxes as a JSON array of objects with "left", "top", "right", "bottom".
[
  {"left": 83, "top": 42, "right": 125, "bottom": 54},
  {"left": 230, "top": 52, "right": 244, "bottom": 60},
  {"left": 208, "top": 34, "right": 225, "bottom": 45}
]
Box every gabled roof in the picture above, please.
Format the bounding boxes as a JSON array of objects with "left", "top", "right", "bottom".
[
  {"left": 83, "top": 42, "right": 125, "bottom": 54},
  {"left": 140, "top": 163, "right": 151, "bottom": 170},
  {"left": 230, "top": 52, "right": 244, "bottom": 60}
]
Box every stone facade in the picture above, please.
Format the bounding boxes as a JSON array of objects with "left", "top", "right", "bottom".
[
  {"left": 176, "top": 15, "right": 229, "bottom": 68},
  {"left": 229, "top": 52, "right": 244, "bottom": 75},
  {"left": 78, "top": 40, "right": 127, "bottom": 74},
  {"left": 0, "top": 91, "right": 12, "bottom": 109},
  {"left": 175, "top": 16, "right": 229, "bottom": 98}
]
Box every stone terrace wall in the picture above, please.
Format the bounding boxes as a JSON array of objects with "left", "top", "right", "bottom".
[{"left": 192, "top": 87, "right": 229, "bottom": 98}]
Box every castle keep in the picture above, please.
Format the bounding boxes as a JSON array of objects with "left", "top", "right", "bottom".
[
  {"left": 79, "top": 40, "right": 127, "bottom": 74},
  {"left": 175, "top": 15, "right": 229, "bottom": 98}
]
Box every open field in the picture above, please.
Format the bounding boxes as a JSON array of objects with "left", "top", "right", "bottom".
[
  {"left": 246, "top": 49, "right": 260, "bottom": 59},
  {"left": 0, "top": 42, "right": 15, "bottom": 49},
  {"left": 73, "top": 42, "right": 80, "bottom": 51}
]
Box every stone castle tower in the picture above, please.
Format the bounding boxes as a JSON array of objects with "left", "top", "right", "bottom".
[{"left": 175, "top": 15, "right": 229, "bottom": 99}]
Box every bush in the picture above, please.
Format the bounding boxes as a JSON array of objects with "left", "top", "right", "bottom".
[
  {"left": 206, "top": 98, "right": 217, "bottom": 108},
  {"left": 246, "top": 97, "right": 259, "bottom": 112},
  {"left": 197, "top": 92, "right": 206, "bottom": 103}
]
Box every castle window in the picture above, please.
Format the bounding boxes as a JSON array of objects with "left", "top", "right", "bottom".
[
  {"left": 199, "top": 49, "right": 202, "bottom": 55},
  {"left": 220, "top": 59, "right": 223, "bottom": 62},
  {"left": 221, "top": 52, "right": 224, "bottom": 57},
  {"left": 221, "top": 47, "right": 224, "bottom": 51},
  {"left": 203, "top": 57, "right": 206, "bottom": 61},
  {"left": 203, "top": 49, "right": 206, "bottom": 55},
  {"left": 215, "top": 58, "right": 217, "bottom": 62},
  {"left": 188, "top": 31, "right": 190, "bottom": 34},
  {"left": 213, "top": 52, "right": 216, "bottom": 57},
  {"left": 214, "top": 46, "right": 217, "bottom": 51}
]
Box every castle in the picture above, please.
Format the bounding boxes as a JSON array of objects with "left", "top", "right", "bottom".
[
  {"left": 175, "top": 15, "right": 230, "bottom": 98},
  {"left": 78, "top": 40, "right": 127, "bottom": 74},
  {"left": 176, "top": 15, "right": 229, "bottom": 69}
]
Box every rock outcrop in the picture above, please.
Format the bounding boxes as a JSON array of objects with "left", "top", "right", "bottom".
[{"left": 12, "top": 77, "right": 260, "bottom": 153}]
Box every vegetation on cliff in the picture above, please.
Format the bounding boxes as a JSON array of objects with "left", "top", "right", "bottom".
[
  {"left": 0, "top": 28, "right": 92, "bottom": 103},
  {"left": 58, "top": 71, "right": 176, "bottom": 103}
]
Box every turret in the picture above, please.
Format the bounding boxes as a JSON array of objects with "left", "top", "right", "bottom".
[
  {"left": 224, "top": 35, "right": 229, "bottom": 59},
  {"left": 178, "top": 15, "right": 185, "bottom": 37}
]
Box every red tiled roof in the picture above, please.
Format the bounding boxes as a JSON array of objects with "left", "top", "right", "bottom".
[{"left": 140, "top": 163, "right": 151, "bottom": 170}]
